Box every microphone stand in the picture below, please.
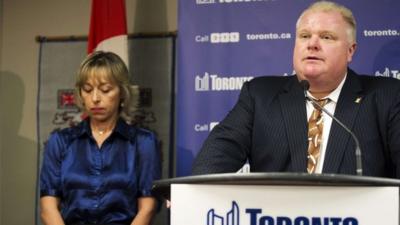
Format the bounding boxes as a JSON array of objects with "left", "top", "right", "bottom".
[{"left": 300, "top": 80, "right": 363, "bottom": 176}]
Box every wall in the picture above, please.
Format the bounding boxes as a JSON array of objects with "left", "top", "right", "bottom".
[
  {"left": 0, "top": 0, "right": 177, "bottom": 224},
  {"left": 0, "top": 0, "right": 3, "bottom": 222}
]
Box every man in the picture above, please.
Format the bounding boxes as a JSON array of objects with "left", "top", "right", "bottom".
[{"left": 192, "top": 1, "right": 400, "bottom": 178}]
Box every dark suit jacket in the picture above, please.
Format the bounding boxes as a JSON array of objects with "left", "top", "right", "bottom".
[{"left": 192, "top": 69, "right": 400, "bottom": 178}]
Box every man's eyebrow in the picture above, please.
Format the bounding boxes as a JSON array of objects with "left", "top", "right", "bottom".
[{"left": 297, "top": 29, "right": 310, "bottom": 33}]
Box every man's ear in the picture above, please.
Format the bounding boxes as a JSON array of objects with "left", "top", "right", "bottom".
[{"left": 347, "top": 42, "right": 357, "bottom": 63}]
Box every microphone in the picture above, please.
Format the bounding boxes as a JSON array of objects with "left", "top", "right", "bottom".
[{"left": 299, "top": 80, "right": 363, "bottom": 176}]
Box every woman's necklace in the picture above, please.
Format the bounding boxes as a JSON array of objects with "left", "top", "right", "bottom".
[
  {"left": 94, "top": 128, "right": 112, "bottom": 136},
  {"left": 92, "top": 124, "right": 115, "bottom": 136}
]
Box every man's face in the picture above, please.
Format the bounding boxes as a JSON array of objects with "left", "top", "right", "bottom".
[{"left": 293, "top": 10, "right": 356, "bottom": 94}]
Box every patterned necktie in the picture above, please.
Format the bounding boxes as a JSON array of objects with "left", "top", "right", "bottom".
[{"left": 307, "top": 98, "right": 329, "bottom": 173}]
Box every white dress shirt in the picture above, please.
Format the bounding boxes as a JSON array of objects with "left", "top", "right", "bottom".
[{"left": 306, "top": 74, "right": 347, "bottom": 173}]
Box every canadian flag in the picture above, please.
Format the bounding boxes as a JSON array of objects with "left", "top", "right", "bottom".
[{"left": 87, "top": 0, "right": 129, "bottom": 67}]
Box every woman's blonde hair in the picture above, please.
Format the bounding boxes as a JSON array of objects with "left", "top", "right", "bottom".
[{"left": 75, "top": 51, "right": 139, "bottom": 124}]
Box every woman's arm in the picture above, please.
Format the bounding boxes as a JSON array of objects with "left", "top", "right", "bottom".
[
  {"left": 131, "top": 197, "right": 157, "bottom": 225},
  {"left": 40, "top": 196, "right": 65, "bottom": 225}
]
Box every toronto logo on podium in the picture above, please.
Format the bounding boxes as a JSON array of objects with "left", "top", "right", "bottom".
[
  {"left": 205, "top": 201, "right": 360, "bottom": 225},
  {"left": 207, "top": 201, "right": 240, "bottom": 225}
]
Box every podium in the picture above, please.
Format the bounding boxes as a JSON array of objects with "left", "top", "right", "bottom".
[{"left": 153, "top": 173, "right": 400, "bottom": 225}]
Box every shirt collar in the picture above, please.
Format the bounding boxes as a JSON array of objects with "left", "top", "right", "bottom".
[
  {"left": 113, "top": 118, "right": 135, "bottom": 140},
  {"left": 308, "top": 73, "right": 347, "bottom": 104},
  {"left": 78, "top": 117, "right": 134, "bottom": 140}
]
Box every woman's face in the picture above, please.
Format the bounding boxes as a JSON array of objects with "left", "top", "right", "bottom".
[{"left": 80, "top": 74, "right": 121, "bottom": 123}]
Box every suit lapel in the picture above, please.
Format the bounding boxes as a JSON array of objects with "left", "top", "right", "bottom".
[
  {"left": 279, "top": 77, "right": 309, "bottom": 172},
  {"left": 323, "top": 71, "right": 364, "bottom": 173}
]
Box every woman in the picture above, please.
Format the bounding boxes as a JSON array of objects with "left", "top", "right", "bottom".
[{"left": 40, "top": 51, "right": 161, "bottom": 225}]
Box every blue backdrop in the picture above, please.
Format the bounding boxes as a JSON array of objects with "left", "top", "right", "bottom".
[{"left": 177, "top": 0, "right": 400, "bottom": 176}]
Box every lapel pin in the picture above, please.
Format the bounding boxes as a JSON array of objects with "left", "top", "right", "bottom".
[{"left": 355, "top": 97, "right": 362, "bottom": 103}]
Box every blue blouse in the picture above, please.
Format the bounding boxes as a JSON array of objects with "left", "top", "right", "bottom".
[{"left": 40, "top": 119, "right": 161, "bottom": 225}]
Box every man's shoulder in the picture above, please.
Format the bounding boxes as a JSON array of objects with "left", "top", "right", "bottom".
[
  {"left": 356, "top": 74, "right": 400, "bottom": 90},
  {"left": 250, "top": 75, "right": 293, "bottom": 83},
  {"left": 247, "top": 75, "right": 294, "bottom": 89}
]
